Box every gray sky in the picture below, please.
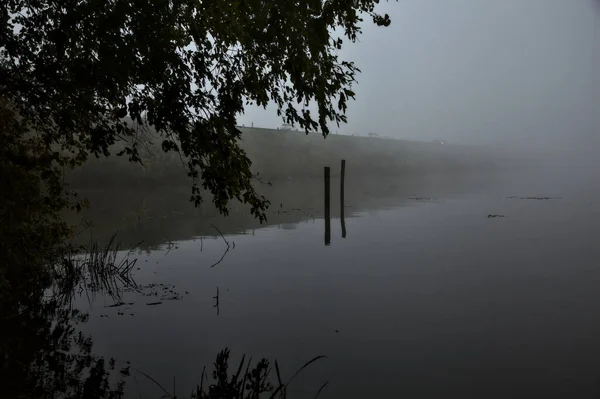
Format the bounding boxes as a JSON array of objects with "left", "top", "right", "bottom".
[{"left": 238, "top": 0, "right": 600, "bottom": 149}]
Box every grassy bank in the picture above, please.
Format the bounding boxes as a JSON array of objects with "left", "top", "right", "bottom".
[
  {"left": 240, "top": 127, "right": 497, "bottom": 180},
  {"left": 66, "top": 127, "right": 498, "bottom": 188}
]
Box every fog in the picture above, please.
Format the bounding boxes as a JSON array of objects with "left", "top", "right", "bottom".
[{"left": 239, "top": 0, "right": 600, "bottom": 157}]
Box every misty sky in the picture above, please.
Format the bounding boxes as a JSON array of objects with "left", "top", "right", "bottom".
[{"left": 238, "top": 0, "right": 600, "bottom": 149}]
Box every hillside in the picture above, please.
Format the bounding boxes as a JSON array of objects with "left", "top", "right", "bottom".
[
  {"left": 66, "top": 126, "right": 498, "bottom": 187},
  {"left": 239, "top": 127, "right": 496, "bottom": 180}
]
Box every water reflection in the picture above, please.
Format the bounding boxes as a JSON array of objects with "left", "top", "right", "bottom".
[
  {"left": 60, "top": 167, "right": 600, "bottom": 399},
  {"left": 67, "top": 172, "right": 494, "bottom": 251},
  {"left": 324, "top": 167, "right": 331, "bottom": 246},
  {"left": 1, "top": 270, "right": 130, "bottom": 398},
  {"left": 340, "top": 160, "right": 347, "bottom": 239},
  {"left": 16, "top": 164, "right": 595, "bottom": 397},
  {"left": 54, "top": 171, "right": 501, "bottom": 397}
]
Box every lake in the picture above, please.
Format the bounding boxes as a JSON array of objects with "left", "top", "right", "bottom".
[{"left": 70, "top": 166, "right": 600, "bottom": 398}]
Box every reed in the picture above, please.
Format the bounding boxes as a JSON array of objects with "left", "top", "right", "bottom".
[
  {"left": 136, "top": 348, "right": 328, "bottom": 399},
  {"left": 52, "top": 232, "right": 140, "bottom": 304}
]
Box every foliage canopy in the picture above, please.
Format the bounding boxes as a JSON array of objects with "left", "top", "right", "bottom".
[{"left": 1, "top": 0, "right": 393, "bottom": 219}]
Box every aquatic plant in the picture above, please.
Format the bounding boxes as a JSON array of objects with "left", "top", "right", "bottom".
[
  {"left": 52, "top": 232, "right": 140, "bottom": 306},
  {"left": 136, "top": 348, "right": 328, "bottom": 399}
]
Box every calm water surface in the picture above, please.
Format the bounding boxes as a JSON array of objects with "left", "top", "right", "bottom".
[{"left": 73, "top": 167, "right": 600, "bottom": 398}]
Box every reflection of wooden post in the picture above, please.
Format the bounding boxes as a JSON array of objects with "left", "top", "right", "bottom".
[
  {"left": 340, "top": 159, "right": 346, "bottom": 238},
  {"left": 324, "top": 166, "right": 331, "bottom": 246},
  {"left": 213, "top": 286, "right": 220, "bottom": 316}
]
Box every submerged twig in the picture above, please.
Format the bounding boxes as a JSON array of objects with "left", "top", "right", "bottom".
[
  {"left": 210, "top": 224, "right": 230, "bottom": 249},
  {"left": 312, "top": 381, "right": 330, "bottom": 399},
  {"left": 207, "top": 225, "right": 231, "bottom": 268},
  {"left": 209, "top": 246, "right": 230, "bottom": 268}
]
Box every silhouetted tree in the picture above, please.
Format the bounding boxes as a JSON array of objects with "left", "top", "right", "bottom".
[{"left": 1, "top": 0, "right": 394, "bottom": 221}]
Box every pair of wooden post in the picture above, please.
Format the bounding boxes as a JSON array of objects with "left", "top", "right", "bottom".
[{"left": 324, "top": 160, "right": 346, "bottom": 246}]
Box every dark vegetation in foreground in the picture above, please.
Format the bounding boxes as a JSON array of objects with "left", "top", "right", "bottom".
[{"left": 142, "top": 348, "right": 327, "bottom": 399}]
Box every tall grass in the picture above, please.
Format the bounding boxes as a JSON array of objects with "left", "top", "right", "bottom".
[
  {"left": 52, "top": 232, "right": 140, "bottom": 305},
  {"left": 136, "top": 348, "right": 328, "bottom": 399}
]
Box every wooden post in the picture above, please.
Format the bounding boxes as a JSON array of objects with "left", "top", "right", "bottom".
[
  {"left": 324, "top": 166, "right": 331, "bottom": 245},
  {"left": 340, "top": 159, "right": 346, "bottom": 238}
]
